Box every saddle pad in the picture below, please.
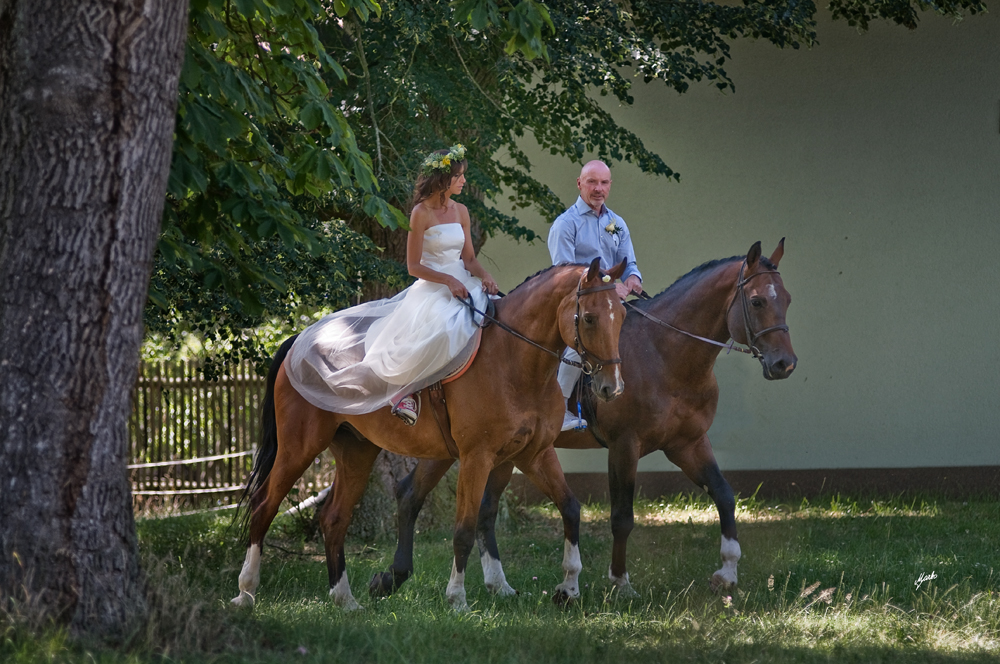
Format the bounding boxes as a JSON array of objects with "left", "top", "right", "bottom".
[{"left": 441, "top": 327, "right": 482, "bottom": 385}]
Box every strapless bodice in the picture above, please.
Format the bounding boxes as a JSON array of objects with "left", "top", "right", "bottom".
[{"left": 420, "top": 223, "right": 464, "bottom": 269}]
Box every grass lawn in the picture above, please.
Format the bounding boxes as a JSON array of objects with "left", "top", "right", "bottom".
[{"left": 4, "top": 492, "right": 1000, "bottom": 662}]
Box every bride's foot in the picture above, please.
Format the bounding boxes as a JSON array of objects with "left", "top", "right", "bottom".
[
  {"left": 392, "top": 394, "right": 419, "bottom": 426},
  {"left": 561, "top": 410, "right": 587, "bottom": 431}
]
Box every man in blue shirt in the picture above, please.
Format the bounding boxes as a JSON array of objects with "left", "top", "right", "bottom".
[{"left": 548, "top": 160, "right": 643, "bottom": 430}]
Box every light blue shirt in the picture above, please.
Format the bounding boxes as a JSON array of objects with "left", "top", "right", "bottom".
[{"left": 547, "top": 197, "right": 642, "bottom": 283}]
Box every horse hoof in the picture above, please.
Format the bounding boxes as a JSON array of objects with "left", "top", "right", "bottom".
[
  {"left": 552, "top": 589, "right": 577, "bottom": 607},
  {"left": 447, "top": 588, "right": 469, "bottom": 612},
  {"left": 610, "top": 581, "right": 639, "bottom": 599},
  {"left": 710, "top": 571, "right": 737, "bottom": 593},
  {"left": 369, "top": 572, "right": 396, "bottom": 598},
  {"left": 486, "top": 580, "right": 518, "bottom": 596},
  {"left": 230, "top": 591, "right": 255, "bottom": 609},
  {"left": 340, "top": 598, "right": 364, "bottom": 612},
  {"left": 448, "top": 598, "right": 471, "bottom": 613}
]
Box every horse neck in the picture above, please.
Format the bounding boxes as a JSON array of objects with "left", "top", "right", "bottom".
[
  {"left": 492, "top": 266, "right": 579, "bottom": 375},
  {"left": 641, "top": 259, "right": 740, "bottom": 365}
]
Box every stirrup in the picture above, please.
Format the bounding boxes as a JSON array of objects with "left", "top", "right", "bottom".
[{"left": 392, "top": 393, "right": 419, "bottom": 426}]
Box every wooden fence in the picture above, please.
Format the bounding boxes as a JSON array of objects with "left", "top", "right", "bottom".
[{"left": 128, "top": 360, "right": 265, "bottom": 504}]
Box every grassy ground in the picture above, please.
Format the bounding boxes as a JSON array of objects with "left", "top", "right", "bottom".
[{"left": 4, "top": 492, "right": 1000, "bottom": 663}]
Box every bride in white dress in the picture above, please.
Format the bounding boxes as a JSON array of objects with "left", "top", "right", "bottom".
[{"left": 285, "top": 145, "right": 499, "bottom": 424}]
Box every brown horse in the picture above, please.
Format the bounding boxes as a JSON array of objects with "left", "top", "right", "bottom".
[
  {"left": 370, "top": 240, "right": 796, "bottom": 598},
  {"left": 231, "top": 259, "right": 626, "bottom": 612}
]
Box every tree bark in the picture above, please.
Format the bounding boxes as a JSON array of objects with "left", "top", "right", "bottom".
[{"left": 0, "top": 0, "right": 188, "bottom": 636}]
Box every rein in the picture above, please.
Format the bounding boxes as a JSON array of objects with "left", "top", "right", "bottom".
[
  {"left": 624, "top": 298, "right": 754, "bottom": 356},
  {"left": 623, "top": 260, "right": 788, "bottom": 360},
  {"left": 460, "top": 275, "right": 621, "bottom": 375}
]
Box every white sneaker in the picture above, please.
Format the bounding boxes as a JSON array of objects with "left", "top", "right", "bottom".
[
  {"left": 392, "top": 394, "right": 419, "bottom": 426},
  {"left": 561, "top": 411, "right": 587, "bottom": 431}
]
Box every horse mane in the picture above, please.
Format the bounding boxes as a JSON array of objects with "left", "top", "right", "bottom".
[
  {"left": 633, "top": 254, "right": 777, "bottom": 309},
  {"left": 508, "top": 262, "right": 585, "bottom": 294}
]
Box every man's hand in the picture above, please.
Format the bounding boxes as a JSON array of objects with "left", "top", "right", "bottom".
[{"left": 615, "top": 275, "right": 642, "bottom": 300}]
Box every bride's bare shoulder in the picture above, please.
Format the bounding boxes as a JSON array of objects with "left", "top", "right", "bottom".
[{"left": 409, "top": 203, "right": 434, "bottom": 230}]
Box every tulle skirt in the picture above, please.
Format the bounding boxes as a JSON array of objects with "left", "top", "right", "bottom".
[{"left": 285, "top": 259, "right": 488, "bottom": 414}]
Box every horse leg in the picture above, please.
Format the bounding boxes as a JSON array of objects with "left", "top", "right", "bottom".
[
  {"left": 369, "top": 458, "right": 456, "bottom": 598},
  {"left": 446, "top": 453, "right": 494, "bottom": 612},
  {"left": 669, "top": 436, "right": 740, "bottom": 590},
  {"left": 518, "top": 447, "right": 582, "bottom": 604},
  {"left": 231, "top": 433, "right": 324, "bottom": 608},
  {"left": 317, "top": 432, "right": 383, "bottom": 611},
  {"left": 475, "top": 461, "right": 517, "bottom": 596},
  {"left": 607, "top": 434, "right": 640, "bottom": 597}
]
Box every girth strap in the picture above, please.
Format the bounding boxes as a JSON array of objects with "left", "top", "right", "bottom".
[{"left": 427, "top": 382, "right": 460, "bottom": 459}]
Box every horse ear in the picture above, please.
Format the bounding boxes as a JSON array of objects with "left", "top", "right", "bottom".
[
  {"left": 608, "top": 259, "right": 627, "bottom": 282},
  {"left": 769, "top": 237, "right": 785, "bottom": 267},
  {"left": 586, "top": 257, "right": 602, "bottom": 283},
  {"left": 746, "top": 241, "right": 762, "bottom": 269}
]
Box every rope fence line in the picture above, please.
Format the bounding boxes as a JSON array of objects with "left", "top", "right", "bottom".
[
  {"left": 135, "top": 375, "right": 263, "bottom": 387},
  {"left": 128, "top": 449, "right": 255, "bottom": 469},
  {"left": 133, "top": 486, "right": 248, "bottom": 496}
]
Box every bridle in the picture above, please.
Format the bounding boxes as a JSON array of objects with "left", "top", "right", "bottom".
[
  {"left": 623, "top": 260, "right": 787, "bottom": 360},
  {"left": 460, "top": 272, "right": 622, "bottom": 375},
  {"left": 573, "top": 279, "right": 621, "bottom": 375},
  {"left": 726, "top": 260, "right": 789, "bottom": 359}
]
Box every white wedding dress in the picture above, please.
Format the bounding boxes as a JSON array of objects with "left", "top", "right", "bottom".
[{"left": 285, "top": 222, "right": 489, "bottom": 413}]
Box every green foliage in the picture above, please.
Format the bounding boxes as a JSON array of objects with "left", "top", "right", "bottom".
[
  {"left": 150, "top": 0, "right": 406, "bottom": 371},
  {"left": 453, "top": 0, "right": 555, "bottom": 59},
  {"left": 829, "top": 0, "right": 986, "bottom": 30},
  {"left": 147, "top": 0, "right": 987, "bottom": 369},
  {"left": 146, "top": 216, "right": 409, "bottom": 376}
]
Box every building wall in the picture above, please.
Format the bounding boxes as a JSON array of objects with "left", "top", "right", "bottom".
[{"left": 480, "top": 11, "right": 1000, "bottom": 474}]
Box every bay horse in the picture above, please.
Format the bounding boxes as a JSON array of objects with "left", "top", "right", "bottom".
[
  {"left": 231, "top": 258, "right": 627, "bottom": 612},
  {"left": 370, "top": 240, "right": 796, "bottom": 598}
]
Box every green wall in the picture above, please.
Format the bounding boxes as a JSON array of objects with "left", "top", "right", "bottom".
[{"left": 480, "top": 12, "right": 1000, "bottom": 472}]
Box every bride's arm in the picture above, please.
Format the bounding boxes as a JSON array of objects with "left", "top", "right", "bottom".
[
  {"left": 457, "top": 205, "right": 498, "bottom": 295},
  {"left": 406, "top": 205, "right": 469, "bottom": 298}
]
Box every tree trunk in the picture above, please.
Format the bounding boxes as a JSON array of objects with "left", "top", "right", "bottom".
[{"left": 0, "top": 0, "right": 188, "bottom": 636}]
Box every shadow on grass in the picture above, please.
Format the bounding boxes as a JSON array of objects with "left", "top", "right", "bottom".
[{"left": 8, "top": 494, "right": 991, "bottom": 663}]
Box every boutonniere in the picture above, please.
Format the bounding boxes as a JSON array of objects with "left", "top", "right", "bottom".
[{"left": 605, "top": 221, "right": 623, "bottom": 237}]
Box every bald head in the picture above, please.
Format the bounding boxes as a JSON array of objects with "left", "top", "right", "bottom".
[{"left": 577, "top": 161, "right": 612, "bottom": 213}]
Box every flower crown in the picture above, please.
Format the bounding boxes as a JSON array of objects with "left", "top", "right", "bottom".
[{"left": 421, "top": 144, "right": 466, "bottom": 175}]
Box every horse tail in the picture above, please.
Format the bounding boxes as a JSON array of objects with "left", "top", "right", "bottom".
[{"left": 232, "top": 334, "right": 299, "bottom": 544}]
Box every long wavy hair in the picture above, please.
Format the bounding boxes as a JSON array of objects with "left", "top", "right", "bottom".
[{"left": 411, "top": 150, "right": 467, "bottom": 208}]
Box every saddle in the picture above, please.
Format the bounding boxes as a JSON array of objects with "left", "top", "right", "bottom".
[{"left": 423, "top": 297, "right": 496, "bottom": 458}]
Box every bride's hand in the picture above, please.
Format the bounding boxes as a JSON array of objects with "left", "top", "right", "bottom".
[
  {"left": 481, "top": 275, "right": 498, "bottom": 295},
  {"left": 448, "top": 278, "right": 469, "bottom": 299}
]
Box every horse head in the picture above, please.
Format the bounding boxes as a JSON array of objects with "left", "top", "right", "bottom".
[
  {"left": 560, "top": 258, "right": 627, "bottom": 401},
  {"left": 726, "top": 240, "right": 797, "bottom": 380}
]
